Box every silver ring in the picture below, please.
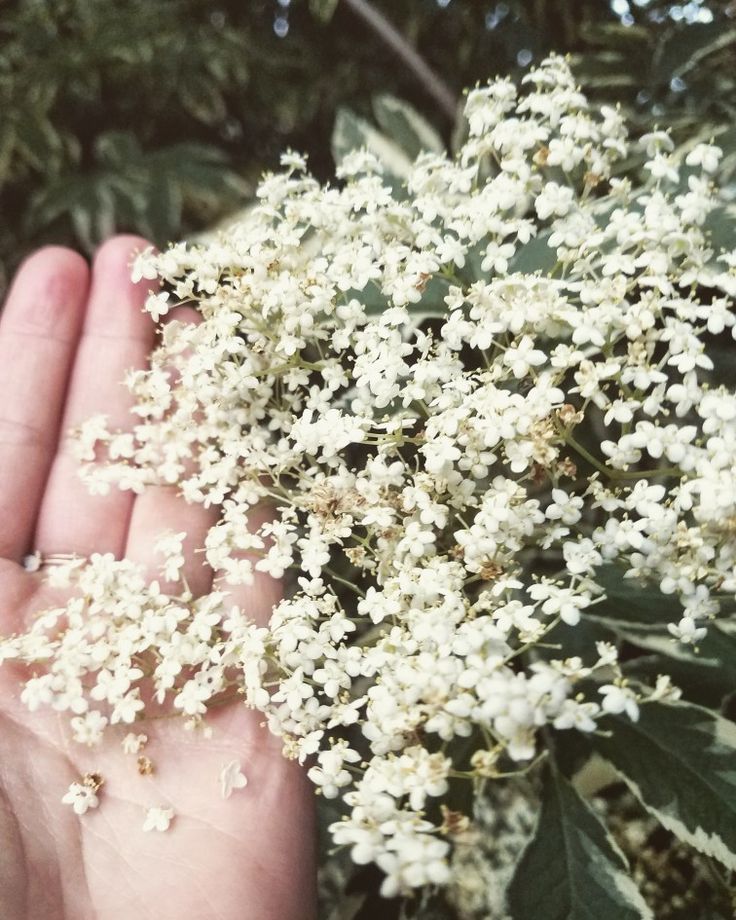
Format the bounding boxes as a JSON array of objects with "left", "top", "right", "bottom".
[{"left": 23, "top": 552, "right": 89, "bottom": 573}]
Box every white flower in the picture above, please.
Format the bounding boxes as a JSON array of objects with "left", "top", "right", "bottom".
[
  {"left": 502, "top": 335, "right": 547, "bottom": 378},
  {"left": 535, "top": 182, "right": 574, "bottom": 220},
  {"left": 667, "top": 615, "right": 707, "bottom": 645},
  {"left": 545, "top": 489, "right": 583, "bottom": 525},
  {"left": 685, "top": 143, "right": 722, "bottom": 174},
  {"left": 62, "top": 782, "right": 99, "bottom": 816},
  {"left": 130, "top": 246, "right": 159, "bottom": 283},
  {"left": 599, "top": 684, "right": 639, "bottom": 721},
  {"left": 649, "top": 674, "right": 682, "bottom": 702},
  {"left": 146, "top": 291, "right": 172, "bottom": 322},
  {"left": 308, "top": 742, "right": 360, "bottom": 798},
  {"left": 594, "top": 642, "right": 619, "bottom": 668},
  {"left": 122, "top": 733, "right": 148, "bottom": 754},
  {"left": 219, "top": 761, "right": 248, "bottom": 799},
  {"left": 377, "top": 832, "right": 451, "bottom": 897},
  {"left": 529, "top": 581, "right": 590, "bottom": 626},
  {"left": 22, "top": 551, "right": 42, "bottom": 573},
  {"left": 143, "top": 806, "right": 175, "bottom": 832},
  {"left": 154, "top": 530, "right": 187, "bottom": 582},
  {"left": 562, "top": 538, "right": 602, "bottom": 576},
  {"left": 71, "top": 710, "right": 108, "bottom": 746},
  {"left": 639, "top": 130, "right": 674, "bottom": 157}
]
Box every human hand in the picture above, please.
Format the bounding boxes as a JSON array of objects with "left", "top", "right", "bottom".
[{"left": 0, "top": 238, "right": 316, "bottom": 920}]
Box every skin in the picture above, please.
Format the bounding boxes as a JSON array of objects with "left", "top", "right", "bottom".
[{"left": 0, "top": 237, "right": 316, "bottom": 920}]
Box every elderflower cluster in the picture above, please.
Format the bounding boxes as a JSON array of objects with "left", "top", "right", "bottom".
[{"left": 2, "top": 56, "right": 735, "bottom": 897}]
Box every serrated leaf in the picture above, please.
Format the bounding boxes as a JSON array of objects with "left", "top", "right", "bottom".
[
  {"left": 539, "top": 615, "right": 616, "bottom": 666},
  {"left": 371, "top": 94, "right": 444, "bottom": 161},
  {"left": 586, "top": 613, "right": 720, "bottom": 666},
  {"left": 591, "top": 571, "right": 736, "bottom": 672},
  {"left": 593, "top": 564, "right": 682, "bottom": 625},
  {"left": 623, "top": 653, "right": 734, "bottom": 709},
  {"left": 590, "top": 701, "right": 736, "bottom": 870},
  {"left": 332, "top": 108, "right": 413, "bottom": 180},
  {"left": 507, "top": 768, "right": 652, "bottom": 920}
]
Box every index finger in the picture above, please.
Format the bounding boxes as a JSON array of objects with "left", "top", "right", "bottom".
[{"left": 0, "top": 248, "right": 89, "bottom": 560}]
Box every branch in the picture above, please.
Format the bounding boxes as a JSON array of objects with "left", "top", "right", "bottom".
[{"left": 341, "top": 0, "right": 458, "bottom": 122}]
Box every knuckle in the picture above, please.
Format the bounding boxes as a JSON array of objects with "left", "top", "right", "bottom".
[{"left": 0, "top": 416, "right": 49, "bottom": 450}]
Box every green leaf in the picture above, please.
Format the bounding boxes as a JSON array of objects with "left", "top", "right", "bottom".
[
  {"left": 539, "top": 615, "right": 616, "bottom": 667},
  {"left": 623, "top": 654, "right": 734, "bottom": 710},
  {"left": 674, "top": 28, "right": 736, "bottom": 79},
  {"left": 705, "top": 204, "right": 736, "bottom": 256},
  {"left": 331, "top": 108, "right": 413, "bottom": 180},
  {"left": 508, "top": 231, "right": 557, "bottom": 275},
  {"left": 28, "top": 169, "right": 133, "bottom": 250},
  {"left": 579, "top": 22, "right": 651, "bottom": 50},
  {"left": 325, "top": 892, "right": 370, "bottom": 920},
  {"left": 371, "top": 94, "right": 444, "bottom": 161},
  {"left": 94, "top": 130, "right": 142, "bottom": 168},
  {"left": 590, "top": 701, "right": 736, "bottom": 870},
  {"left": 156, "top": 143, "right": 245, "bottom": 201},
  {"left": 652, "top": 21, "right": 728, "bottom": 84},
  {"left": 507, "top": 768, "right": 652, "bottom": 920},
  {"left": 16, "top": 110, "right": 64, "bottom": 174},
  {"left": 346, "top": 274, "right": 452, "bottom": 319},
  {"left": 608, "top": 623, "right": 703, "bottom": 662},
  {"left": 179, "top": 77, "right": 228, "bottom": 126},
  {"left": 310, "top": 0, "right": 339, "bottom": 23},
  {"left": 591, "top": 564, "right": 682, "bottom": 625},
  {"left": 140, "top": 176, "right": 183, "bottom": 244},
  {"left": 587, "top": 566, "right": 736, "bottom": 679},
  {"left": 67, "top": 183, "right": 117, "bottom": 251},
  {"left": 0, "top": 122, "right": 16, "bottom": 188}
]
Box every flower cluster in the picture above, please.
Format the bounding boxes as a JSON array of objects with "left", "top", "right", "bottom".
[{"left": 2, "top": 56, "right": 734, "bottom": 897}]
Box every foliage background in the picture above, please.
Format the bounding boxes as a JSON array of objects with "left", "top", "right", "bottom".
[{"left": 2, "top": 0, "right": 736, "bottom": 294}]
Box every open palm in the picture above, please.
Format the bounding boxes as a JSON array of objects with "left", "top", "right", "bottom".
[{"left": 0, "top": 238, "right": 315, "bottom": 920}]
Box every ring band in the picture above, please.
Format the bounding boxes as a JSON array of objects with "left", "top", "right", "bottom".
[{"left": 23, "top": 551, "right": 89, "bottom": 573}]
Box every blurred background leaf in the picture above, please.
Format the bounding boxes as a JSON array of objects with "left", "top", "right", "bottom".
[{"left": 1, "top": 0, "right": 735, "bottom": 294}]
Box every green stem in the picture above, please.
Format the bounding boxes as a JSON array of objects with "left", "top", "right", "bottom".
[{"left": 325, "top": 568, "right": 367, "bottom": 599}]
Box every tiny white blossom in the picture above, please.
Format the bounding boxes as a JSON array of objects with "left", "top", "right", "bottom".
[
  {"left": 667, "top": 615, "right": 707, "bottom": 645},
  {"left": 143, "top": 806, "right": 175, "bottom": 832},
  {"left": 219, "top": 761, "right": 248, "bottom": 799},
  {"left": 122, "top": 733, "right": 148, "bottom": 754},
  {"left": 599, "top": 684, "right": 639, "bottom": 721},
  {"left": 62, "top": 782, "right": 99, "bottom": 816},
  {"left": 685, "top": 143, "right": 722, "bottom": 173}
]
